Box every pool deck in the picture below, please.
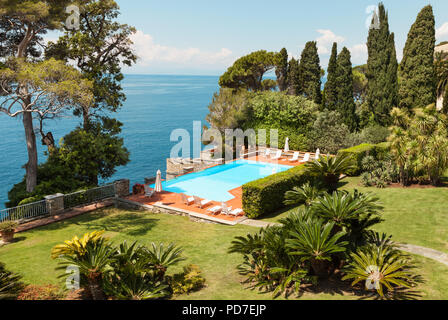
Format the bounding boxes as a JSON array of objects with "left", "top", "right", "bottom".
[{"left": 125, "top": 153, "right": 311, "bottom": 225}]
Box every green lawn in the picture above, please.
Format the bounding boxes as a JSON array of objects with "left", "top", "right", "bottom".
[
  {"left": 260, "top": 177, "right": 448, "bottom": 254},
  {"left": 1, "top": 207, "right": 448, "bottom": 300}
]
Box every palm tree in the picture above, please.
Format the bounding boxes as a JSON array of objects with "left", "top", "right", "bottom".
[
  {"left": 342, "top": 241, "right": 419, "bottom": 298},
  {"left": 0, "top": 262, "right": 24, "bottom": 300},
  {"left": 284, "top": 182, "right": 323, "bottom": 207},
  {"left": 144, "top": 243, "right": 185, "bottom": 281},
  {"left": 311, "top": 190, "right": 383, "bottom": 232},
  {"left": 104, "top": 241, "right": 170, "bottom": 300},
  {"left": 286, "top": 220, "right": 348, "bottom": 277},
  {"left": 305, "top": 153, "right": 355, "bottom": 191},
  {"left": 51, "top": 231, "right": 114, "bottom": 300},
  {"left": 435, "top": 51, "right": 448, "bottom": 109}
]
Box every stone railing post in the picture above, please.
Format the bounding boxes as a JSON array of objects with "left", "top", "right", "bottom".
[
  {"left": 114, "top": 179, "right": 130, "bottom": 198},
  {"left": 44, "top": 193, "right": 65, "bottom": 216}
]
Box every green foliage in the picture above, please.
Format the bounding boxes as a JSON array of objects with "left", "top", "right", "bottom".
[
  {"left": 353, "top": 64, "right": 368, "bottom": 103},
  {"left": 298, "top": 41, "right": 322, "bottom": 104},
  {"left": 284, "top": 182, "right": 323, "bottom": 207},
  {"left": 170, "top": 264, "right": 206, "bottom": 295},
  {"left": 366, "top": 2, "right": 399, "bottom": 126},
  {"left": 244, "top": 91, "right": 319, "bottom": 150},
  {"left": 360, "top": 154, "right": 399, "bottom": 188},
  {"left": 219, "top": 50, "right": 277, "bottom": 91},
  {"left": 143, "top": 242, "right": 185, "bottom": 281},
  {"left": 336, "top": 47, "right": 357, "bottom": 131},
  {"left": 57, "top": 118, "right": 130, "bottom": 185},
  {"left": 304, "top": 153, "right": 356, "bottom": 191},
  {"left": 275, "top": 48, "right": 289, "bottom": 92},
  {"left": 242, "top": 165, "right": 319, "bottom": 218},
  {"left": 323, "top": 42, "right": 339, "bottom": 110},
  {"left": 45, "top": 0, "right": 137, "bottom": 127},
  {"left": 206, "top": 88, "right": 252, "bottom": 132},
  {"left": 0, "top": 262, "right": 24, "bottom": 300},
  {"left": 287, "top": 220, "right": 347, "bottom": 277},
  {"left": 343, "top": 234, "right": 420, "bottom": 299},
  {"left": 388, "top": 106, "right": 448, "bottom": 186},
  {"left": 399, "top": 5, "right": 436, "bottom": 110},
  {"left": 309, "top": 110, "right": 353, "bottom": 154},
  {"left": 6, "top": 156, "right": 92, "bottom": 207},
  {"left": 338, "top": 143, "right": 377, "bottom": 176},
  {"left": 287, "top": 58, "right": 300, "bottom": 95},
  {"left": 0, "top": 221, "right": 18, "bottom": 232}
]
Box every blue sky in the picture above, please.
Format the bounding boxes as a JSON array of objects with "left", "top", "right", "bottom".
[{"left": 113, "top": 1, "right": 448, "bottom": 74}]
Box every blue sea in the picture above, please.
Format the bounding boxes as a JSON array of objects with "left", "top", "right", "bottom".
[{"left": 0, "top": 75, "right": 219, "bottom": 209}]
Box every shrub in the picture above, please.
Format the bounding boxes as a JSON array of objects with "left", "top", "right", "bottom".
[
  {"left": 374, "top": 142, "right": 391, "bottom": 161},
  {"left": 170, "top": 264, "right": 206, "bottom": 295},
  {"left": 338, "top": 143, "right": 376, "bottom": 176},
  {"left": 0, "top": 221, "right": 18, "bottom": 233},
  {"left": 242, "top": 165, "right": 319, "bottom": 218},
  {"left": 0, "top": 262, "right": 24, "bottom": 300},
  {"left": 17, "top": 285, "right": 65, "bottom": 300}
]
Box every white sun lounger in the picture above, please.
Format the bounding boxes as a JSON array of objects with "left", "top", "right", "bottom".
[
  {"left": 299, "top": 153, "right": 310, "bottom": 163},
  {"left": 193, "top": 196, "right": 211, "bottom": 209},
  {"left": 262, "top": 148, "right": 271, "bottom": 158},
  {"left": 229, "top": 208, "right": 244, "bottom": 216},
  {"left": 288, "top": 152, "right": 300, "bottom": 162},
  {"left": 207, "top": 205, "right": 222, "bottom": 215},
  {"left": 271, "top": 150, "right": 283, "bottom": 160},
  {"left": 144, "top": 185, "right": 154, "bottom": 198},
  {"left": 180, "top": 193, "right": 194, "bottom": 205}
]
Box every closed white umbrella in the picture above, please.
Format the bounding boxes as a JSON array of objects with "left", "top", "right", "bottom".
[
  {"left": 284, "top": 137, "right": 289, "bottom": 153},
  {"left": 315, "top": 148, "right": 320, "bottom": 159},
  {"left": 155, "top": 170, "right": 163, "bottom": 193}
]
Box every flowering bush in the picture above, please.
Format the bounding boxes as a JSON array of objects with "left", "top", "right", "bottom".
[{"left": 132, "top": 183, "right": 145, "bottom": 195}]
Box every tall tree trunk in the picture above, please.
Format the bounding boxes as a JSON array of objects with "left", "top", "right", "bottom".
[
  {"left": 22, "top": 111, "right": 38, "bottom": 192},
  {"left": 18, "top": 26, "right": 38, "bottom": 193}
]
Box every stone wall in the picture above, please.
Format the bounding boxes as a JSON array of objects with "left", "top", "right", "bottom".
[{"left": 114, "top": 179, "right": 130, "bottom": 198}]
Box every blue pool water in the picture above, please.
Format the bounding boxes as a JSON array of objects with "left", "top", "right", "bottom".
[{"left": 151, "top": 160, "right": 293, "bottom": 202}]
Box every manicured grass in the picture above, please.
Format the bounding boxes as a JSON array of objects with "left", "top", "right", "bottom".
[
  {"left": 0, "top": 207, "right": 447, "bottom": 300},
  {"left": 260, "top": 177, "right": 448, "bottom": 254}
]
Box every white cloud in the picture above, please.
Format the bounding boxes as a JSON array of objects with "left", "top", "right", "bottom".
[
  {"left": 130, "top": 30, "right": 234, "bottom": 67},
  {"left": 349, "top": 43, "right": 368, "bottom": 65},
  {"left": 315, "top": 29, "right": 345, "bottom": 55},
  {"left": 436, "top": 22, "right": 448, "bottom": 41}
]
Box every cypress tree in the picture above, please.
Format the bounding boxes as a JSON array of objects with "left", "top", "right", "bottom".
[
  {"left": 366, "top": 2, "right": 398, "bottom": 126},
  {"left": 336, "top": 47, "right": 357, "bottom": 131},
  {"left": 323, "top": 42, "right": 338, "bottom": 110},
  {"left": 287, "top": 58, "right": 300, "bottom": 95},
  {"left": 399, "top": 5, "right": 436, "bottom": 110},
  {"left": 298, "top": 41, "right": 322, "bottom": 104},
  {"left": 276, "top": 48, "right": 289, "bottom": 91}
]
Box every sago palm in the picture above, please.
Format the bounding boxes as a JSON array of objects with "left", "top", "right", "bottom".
[
  {"left": 52, "top": 231, "right": 114, "bottom": 300},
  {"left": 342, "top": 243, "right": 418, "bottom": 298},
  {"left": 305, "top": 153, "right": 355, "bottom": 191},
  {"left": 0, "top": 262, "right": 24, "bottom": 300},
  {"left": 144, "top": 243, "right": 185, "bottom": 281},
  {"left": 284, "top": 182, "right": 322, "bottom": 207},
  {"left": 311, "top": 190, "right": 382, "bottom": 231},
  {"left": 286, "top": 220, "right": 348, "bottom": 277}
]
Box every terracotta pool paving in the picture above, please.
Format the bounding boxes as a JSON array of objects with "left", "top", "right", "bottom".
[{"left": 126, "top": 153, "right": 310, "bottom": 225}]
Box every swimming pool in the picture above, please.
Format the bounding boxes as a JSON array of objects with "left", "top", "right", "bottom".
[{"left": 151, "top": 160, "right": 293, "bottom": 202}]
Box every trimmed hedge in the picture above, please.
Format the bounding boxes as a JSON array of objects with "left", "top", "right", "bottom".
[
  {"left": 242, "top": 165, "right": 319, "bottom": 219},
  {"left": 338, "top": 142, "right": 391, "bottom": 176},
  {"left": 338, "top": 143, "right": 376, "bottom": 176}
]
